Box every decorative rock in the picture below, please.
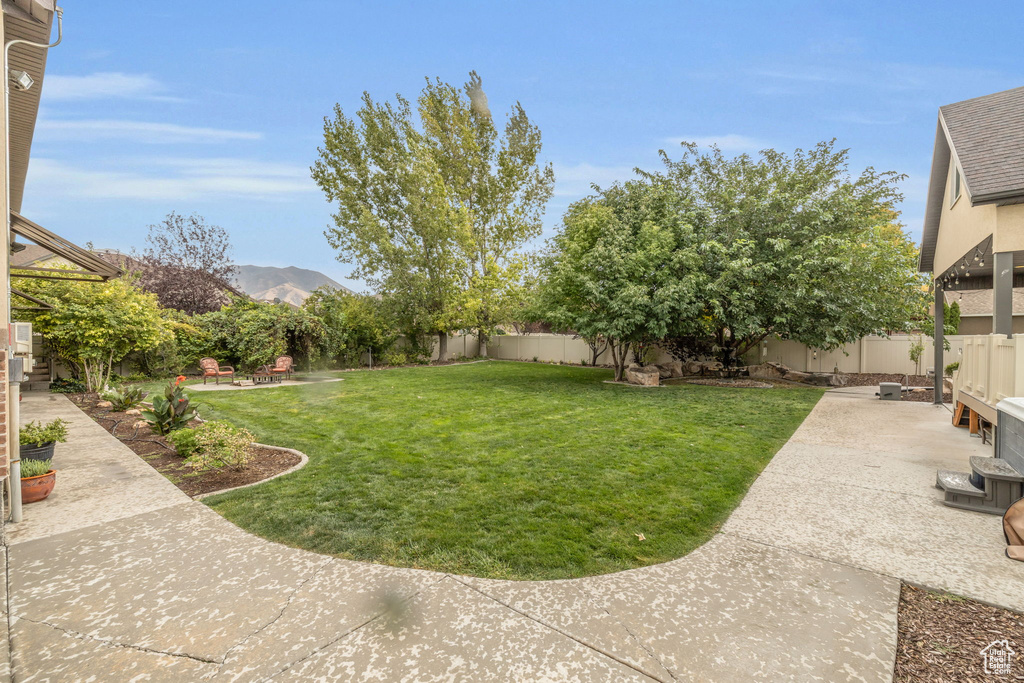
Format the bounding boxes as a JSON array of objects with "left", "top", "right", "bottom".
[
  {"left": 133, "top": 420, "right": 149, "bottom": 429},
  {"left": 656, "top": 361, "right": 684, "bottom": 379},
  {"left": 804, "top": 372, "right": 848, "bottom": 387},
  {"left": 625, "top": 365, "right": 661, "bottom": 386},
  {"left": 746, "top": 361, "right": 846, "bottom": 387},
  {"left": 96, "top": 400, "right": 113, "bottom": 409},
  {"left": 125, "top": 408, "right": 142, "bottom": 416},
  {"left": 747, "top": 362, "right": 790, "bottom": 381}
]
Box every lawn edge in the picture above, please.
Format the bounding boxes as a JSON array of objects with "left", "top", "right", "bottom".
[{"left": 193, "top": 444, "right": 309, "bottom": 501}]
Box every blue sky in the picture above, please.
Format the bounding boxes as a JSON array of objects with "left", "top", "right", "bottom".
[{"left": 22, "top": 1, "right": 1023, "bottom": 292}]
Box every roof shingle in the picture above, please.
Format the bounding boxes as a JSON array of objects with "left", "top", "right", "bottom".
[{"left": 940, "top": 85, "right": 1024, "bottom": 202}]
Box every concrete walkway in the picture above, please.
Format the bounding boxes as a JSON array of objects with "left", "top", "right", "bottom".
[{"left": 3, "top": 388, "right": 1018, "bottom": 681}]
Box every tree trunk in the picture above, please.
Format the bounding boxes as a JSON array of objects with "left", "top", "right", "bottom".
[
  {"left": 479, "top": 331, "right": 488, "bottom": 358},
  {"left": 437, "top": 332, "right": 448, "bottom": 363}
]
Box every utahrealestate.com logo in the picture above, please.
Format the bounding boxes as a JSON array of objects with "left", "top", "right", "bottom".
[{"left": 981, "top": 639, "right": 1015, "bottom": 676}]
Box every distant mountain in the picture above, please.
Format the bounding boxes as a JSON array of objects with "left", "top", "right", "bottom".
[{"left": 233, "top": 265, "right": 354, "bottom": 306}]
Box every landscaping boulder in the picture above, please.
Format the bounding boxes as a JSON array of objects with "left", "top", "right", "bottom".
[
  {"left": 656, "top": 360, "right": 683, "bottom": 379},
  {"left": 685, "top": 360, "right": 724, "bottom": 376},
  {"left": 746, "top": 361, "right": 847, "bottom": 387},
  {"left": 747, "top": 361, "right": 790, "bottom": 381},
  {"left": 803, "top": 372, "right": 848, "bottom": 387},
  {"left": 96, "top": 400, "right": 113, "bottom": 409},
  {"left": 784, "top": 370, "right": 812, "bottom": 383},
  {"left": 625, "top": 365, "right": 661, "bottom": 386}
]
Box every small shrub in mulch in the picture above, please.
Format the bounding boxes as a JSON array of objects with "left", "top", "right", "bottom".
[
  {"left": 69, "top": 394, "right": 301, "bottom": 497},
  {"left": 896, "top": 584, "right": 1024, "bottom": 682}
]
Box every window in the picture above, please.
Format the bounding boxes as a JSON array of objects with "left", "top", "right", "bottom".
[{"left": 951, "top": 165, "right": 962, "bottom": 206}]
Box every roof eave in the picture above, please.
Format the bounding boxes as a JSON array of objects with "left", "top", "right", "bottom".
[
  {"left": 918, "top": 117, "right": 952, "bottom": 274},
  {"left": 968, "top": 189, "right": 1024, "bottom": 206}
]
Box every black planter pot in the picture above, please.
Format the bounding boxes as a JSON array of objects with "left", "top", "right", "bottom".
[{"left": 21, "top": 441, "right": 55, "bottom": 462}]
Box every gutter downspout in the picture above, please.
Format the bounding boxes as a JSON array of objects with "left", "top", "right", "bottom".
[{"left": 4, "top": 6, "right": 63, "bottom": 523}]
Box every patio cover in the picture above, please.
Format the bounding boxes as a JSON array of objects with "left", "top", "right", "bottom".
[{"left": 9, "top": 211, "right": 121, "bottom": 282}]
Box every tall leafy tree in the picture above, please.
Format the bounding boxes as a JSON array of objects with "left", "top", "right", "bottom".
[
  {"left": 537, "top": 180, "right": 701, "bottom": 381},
  {"left": 418, "top": 72, "right": 554, "bottom": 355},
  {"left": 312, "top": 72, "right": 553, "bottom": 360},
  {"left": 657, "top": 140, "right": 923, "bottom": 367},
  {"left": 313, "top": 90, "right": 468, "bottom": 359},
  {"left": 133, "top": 212, "right": 238, "bottom": 315}
]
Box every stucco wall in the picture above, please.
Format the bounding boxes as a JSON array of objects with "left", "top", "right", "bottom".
[
  {"left": 933, "top": 154, "right": 997, "bottom": 276},
  {"left": 957, "top": 315, "right": 1024, "bottom": 336}
]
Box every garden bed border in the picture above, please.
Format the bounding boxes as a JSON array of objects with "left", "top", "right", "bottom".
[{"left": 192, "top": 443, "right": 308, "bottom": 500}]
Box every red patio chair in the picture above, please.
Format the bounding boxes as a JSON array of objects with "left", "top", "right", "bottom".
[
  {"left": 199, "top": 357, "right": 234, "bottom": 385},
  {"left": 269, "top": 355, "right": 293, "bottom": 380}
]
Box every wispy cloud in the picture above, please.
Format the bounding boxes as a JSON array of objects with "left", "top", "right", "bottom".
[
  {"left": 821, "top": 112, "right": 906, "bottom": 126},
  {"left": 36, "top": 118, "right": 263, "bottom": 144},
  {"left": 663, "top": 134, "right": 767, "bottom": 152},
  {"left": 44, "top": 72, "right": 181, "bottom": 102},
  {"left": 748, "top": 62, "right": 1009, "bottom": 95},
  {"left": 551, "top": 162, "right": 638, "bottom": 197},
  {"left": 28, "top": 157, "right": 316, "bottom": 201}
]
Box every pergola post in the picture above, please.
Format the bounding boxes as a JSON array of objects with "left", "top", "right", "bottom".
[
  {"left": 993, "top": 250, "right": 1014, "bottom": 337},
  {"left": 934, "top": 283, "right": 944, "bottom": 405}
]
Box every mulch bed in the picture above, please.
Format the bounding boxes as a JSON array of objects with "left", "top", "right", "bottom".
[
  {"left": 70, "top": 393, "right": 301, "bottom": 497},
  {"left": 842, "top": 373, "right": 952, "bottom": 403},
  {"left": 896, "top": 584, "right": 1024, "bottom": 681},
  {"left": 687, "top": 378, "right": 773, "bottom": 388}
]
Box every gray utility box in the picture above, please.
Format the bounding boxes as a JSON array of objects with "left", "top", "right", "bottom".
[{"left": 878, "top": 382, "right": 902, "bottom": 400}]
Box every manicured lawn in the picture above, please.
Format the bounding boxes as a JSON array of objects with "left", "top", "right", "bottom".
[{"left": 193, "top": 361, "right": 822, "bottom": 580}]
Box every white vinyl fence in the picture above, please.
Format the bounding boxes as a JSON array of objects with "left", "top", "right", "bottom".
[
  {"left": 954, "top": 334, "right": 1024, "bottom": 411},
  {"left": 488, "top": 333, "right": 965, "bottom": 376}
]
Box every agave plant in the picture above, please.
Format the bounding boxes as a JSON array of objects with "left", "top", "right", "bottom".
[
  {"left": 101, "top": 384, "right": 147, "bottom": 412},
  {"left": 141, "top": 377, "right": 197, "bottom": 435}
]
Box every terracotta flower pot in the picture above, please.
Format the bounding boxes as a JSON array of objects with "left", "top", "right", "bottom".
[{"left": 21, "top": 469, "right": 55, "bottom": 504}]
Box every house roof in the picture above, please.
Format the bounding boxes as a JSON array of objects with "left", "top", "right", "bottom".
[
  {"left": 918, "top": 85, "right": 1024, "bottom": 273},
  {"left": 945, "top": 288, "right": 1024, "bottom": 317},
  {"left": 10, "top": 242, "right": 55, "bottom": 267},
  {"left": 940, "top": 86, "right": 1024, "bottom": 203}
]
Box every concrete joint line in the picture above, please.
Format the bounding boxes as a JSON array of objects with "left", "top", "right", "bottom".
[
  {"left": 718, "top": 530, "right": 901, "bottom": 584},
  {"left": 14, "top": 616, "right": 221, "bottom": 666},
  {"left": 756, "top": 468, "right": 947, "bottom": 501},
  {"left": 574, "top": 580, "right": 681, "bottom": 682},
  {"left": 216, "top": 557, "right": 336, "bottom": 671},
  {"left": 449, "top": 576, "right": 665, "bottom": 683},
  {"left": 266, "top": 573, "right": 449, "bottom": 680}
]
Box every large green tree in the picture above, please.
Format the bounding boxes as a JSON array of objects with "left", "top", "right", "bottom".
[
  {"left": 657, "top": 140, "right": 923, "bottom": 367},
  {"left": 418, "top": 72, "right": 554, "bottom": 355},
  {"left": 312, "top": 91, "right": 465, "bottom": 359},
  {"left": 537, "top": 180, "right": 702, "bottom": 381},
  {"left": 312, "top": 72, "right": 553, "bottom": 360}
]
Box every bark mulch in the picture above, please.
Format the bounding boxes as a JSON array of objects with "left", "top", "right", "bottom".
[
  {"left": 896, "top": 584, "right": 1024, "bottom": 682},
  {"left": 687, "top": 378, "right": 773, "bottom": 388},
  {"left": 842, "top": 373, "right": 952, "bottom": 403},
  {"left": 70, "top": 393, "right": 301, "bottom": 497}
]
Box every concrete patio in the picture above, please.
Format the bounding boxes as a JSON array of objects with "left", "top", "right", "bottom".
[{"left": 2, "top": 387, "right": 1020, "bottom": 681}]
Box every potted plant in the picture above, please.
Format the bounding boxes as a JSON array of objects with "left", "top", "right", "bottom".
[
  {"left": 20, "top": 418, "right": 69, "bottom": 462},
  {"left": 20, "top": 458, "right": 55, "bottom": 503}
]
